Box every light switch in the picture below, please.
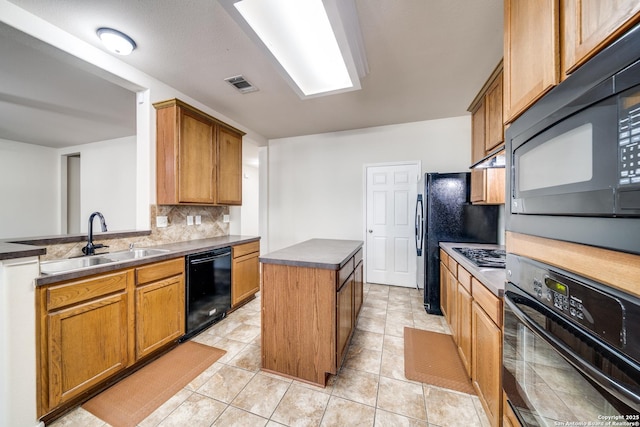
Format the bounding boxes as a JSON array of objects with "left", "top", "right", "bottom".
[
  {"left": 195, "top": 215, "right": 202, "bottom": 225},
  {"left": 187, "top": 215, "right": 194, "bottom": 225}
]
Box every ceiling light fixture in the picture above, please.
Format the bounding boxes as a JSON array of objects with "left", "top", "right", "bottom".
[
  {"left": 219, "top": 0, "right": 368, "bottom": 99},
  {"left": 96, "top": 27, "right": 137, "bottom": 55}
]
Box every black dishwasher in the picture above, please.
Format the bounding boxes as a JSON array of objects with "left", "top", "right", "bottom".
[{"left": 182, "top": 247, "right": 231, "bottom": 341}]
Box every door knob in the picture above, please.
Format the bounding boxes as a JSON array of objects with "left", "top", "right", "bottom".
[{"left": 368, "top": 229, "right": 373, "bottom": 233}]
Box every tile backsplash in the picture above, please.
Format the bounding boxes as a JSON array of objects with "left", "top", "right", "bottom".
[
  {"left": 41, "top": 204, "right": 229, "bottom": 260},
  {"left": 151, "top": 204, "right": 229, "bottom": 242}
]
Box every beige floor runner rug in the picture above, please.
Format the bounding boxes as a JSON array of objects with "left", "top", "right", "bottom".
[
  {"left": 404, "top": 327, "right": 475, "bottom": 395},
  {"left": 83, "top": 341, "right": 226, "bottom": 427}
]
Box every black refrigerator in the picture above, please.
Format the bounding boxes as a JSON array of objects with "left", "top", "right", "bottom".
[{"left": 415, "top": 172, "right": 499, "bottom": 314}]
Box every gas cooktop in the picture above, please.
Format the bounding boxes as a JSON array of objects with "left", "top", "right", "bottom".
[{"left": 452, "top": 247, "right": 506, "bottom": 269}]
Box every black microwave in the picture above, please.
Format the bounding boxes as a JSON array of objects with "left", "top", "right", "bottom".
[{"left": 506, "top": 24, "right": 640, "bottom": 255}]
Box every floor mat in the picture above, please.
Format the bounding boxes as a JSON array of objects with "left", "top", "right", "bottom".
[
  {"left": 404, "top": 327, "right": 475, "bottom": 395},
  {"left": 83, "top": 341, "right": 225, "bottom": 427}
]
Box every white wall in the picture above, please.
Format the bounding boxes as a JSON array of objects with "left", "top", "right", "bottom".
[
  {"left": 0, "top": 136, "right": 137, "bottom": 239},
  {"left": 265, "top": 116, "right": 471, "bottom": 252},
  {"left": 241, "top": 165, "right": 260, "bottom": 236},
  {"left": 0, "top": 139, "right": 59, "bottom": 238},
  {"left": 60, "top": 136, "right": 137, "bottom": 233}
]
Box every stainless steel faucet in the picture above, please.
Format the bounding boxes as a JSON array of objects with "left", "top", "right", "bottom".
[{"left": 82, "top": 212, "right": 108, "bottom": 256}]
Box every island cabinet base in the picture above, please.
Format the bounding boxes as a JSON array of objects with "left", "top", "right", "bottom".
[
  {"left": 261, "top": 264, "right": 337, "bottom": 386},
  {"left": 260, "top": 239, "right": 363, "bottom": 387}
]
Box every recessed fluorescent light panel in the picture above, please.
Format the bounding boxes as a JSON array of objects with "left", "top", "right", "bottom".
[{"left": 220, "top": 0, "right": 368, "bottom": 99}]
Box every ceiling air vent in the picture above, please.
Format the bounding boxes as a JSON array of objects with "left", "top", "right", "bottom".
[{"left": 224, "top": 75, "right": 258, "bottom": 94}]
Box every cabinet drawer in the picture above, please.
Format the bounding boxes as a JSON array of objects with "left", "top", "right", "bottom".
[
  {"left": 47, "top": 270, "right": 130, "bottom": 311},
  {"left": 472, "top": 278, "right": 502, "bottom": 327},
  {"left": 440, "top": 249, "right": 449, "bottom": 267},
  {"left": 338, "top": 258, "right": 354, "bottom": 289},
  {"left": 457, "top": 266, "right": 472, "bottom": 293},
  {"left": 448, "top": 256, "right": 458, "bottom": 278},
  {"left": 233, "top": 241, "right": 260, "bottom": 258},
  {"left": 354, "top": 248, "right": 363, "bottom": 266},
  {"left": 136, "top": 258, "right": 183, "bottom": 285}
]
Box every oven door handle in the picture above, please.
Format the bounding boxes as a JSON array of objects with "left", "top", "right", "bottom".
[{"left": 505, "top": 295, "right": 640, "bottom": 409}]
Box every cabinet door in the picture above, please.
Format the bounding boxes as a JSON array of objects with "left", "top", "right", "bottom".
[
  {"left": 439, "top": 262, "right": 449, "bottom": 319},
  {"left": 232, "top": 252, "right": 260, "bottom": 307},
  {"left": 504, "top": 0, "right": 559, "bottom": 123},
  {"left": 470, "top": 169, "right": 487, "bottom": 204},
  {"left": 354, "top": 261, "right": 363, "bottom": 318},
  {"left": 217, "top": 126, "right": 243, "bottom": 205},
  {"left": 47, "top": 292, "right": 129, "bottom": 408},
  {"left": 471, "top": 168, "right": 505, "bottom": 205},
  {"left": 472, "top": 301, "right": 502, "bottom": 427},
  {"left": 336, "top": 274, "right": 354, "bottom": 365},
  {"left": 448, "top": 271, "right": 458, "bottom": 341},
  {"left": 178, "top": 108, "right": 215, "bottom": 203},
  {"left": 562, "top": 0, "right": 640, "bottom": 75},
  {"left": 135, "top": 275, "right": 185, "bottom": 359},
  {"left": 471, "top": 102, "right": 486, "bottom": 165},
  {"left": 485, "top": 73, "right": 503, "bottom": 153},
  {"left": 457, "top": 283, "right": 472, "bottom": 377}
]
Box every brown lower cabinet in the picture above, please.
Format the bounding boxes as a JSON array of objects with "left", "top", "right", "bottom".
[
  {"left": 135, "top": 259, "right": 185, "bottom": 359},
  {"left": 37, "top": 258, "right": 185, "bottom": 417},
  {"left": 336, "top": 271, "right": 354, "bottom": 364},
  {"left": 42, "top": 271, "right": 132, "bottom": 411},
  {"left": 439, "top": 249, "right": 503, "bottom": 427},
  {"left": 231, "top": 241, "right": 260, "bottom": 308},
  {"left": 457, "top": 280, "right": 473, "bottom": 376},
  {"left": 261, "top": 247, "right": 363, "bottom": 387},
  {"left": 471, "top": 298, "right": 502, "bottom": 427},
  {"left": 503, "top": 392, "right": 521, "bottom": 427}
]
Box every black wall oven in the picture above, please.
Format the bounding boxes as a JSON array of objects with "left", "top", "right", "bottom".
[
  {"left": 505, "top": 23, "right": 640, "bottom": 255},
  {"left": 503, "top": 254, "right": 640, "bottom": 426}
]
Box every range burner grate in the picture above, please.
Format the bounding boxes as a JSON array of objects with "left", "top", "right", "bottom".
[{"left": 452, "top": 247, "right": 506, "bottom": 268}]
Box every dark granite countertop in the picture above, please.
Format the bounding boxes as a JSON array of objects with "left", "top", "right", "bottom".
[
  {"left": 35, "top": 235, "right": 260, "bottom": 286},
  {"left": 0, "top": 242, "right": 46, "bottom": 261},
  {"left": 260, "top": 238, "right": 363, "bottom": 270},
  {"left": 439, "top": 242, "right": 506, "bottom": 297}
]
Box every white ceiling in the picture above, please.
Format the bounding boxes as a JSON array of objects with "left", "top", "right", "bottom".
[{"left": 2, "top": 0, "right": 503, "bottom": 146}]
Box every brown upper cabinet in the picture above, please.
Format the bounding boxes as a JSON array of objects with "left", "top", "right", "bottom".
[
  {"left": 504, "top": 0, "right": 640, "bottom": 124},
  {"left": 503, "top": 0, "right": 559, "bottom": 124},
  {"left": 154, "top": 99, "right": 245, "bottom": 205},
  {"left": 469, "top": 62, "right": 504, "bottom": 165},
  {"left": 484, "top": 73, "right": 504, "bottom": 154},
  {"left": 468, "top": 61, "right": 505, "bottom": 205},
  {"left": 562, "top": 0, "right": 640, "bottom": 74}
]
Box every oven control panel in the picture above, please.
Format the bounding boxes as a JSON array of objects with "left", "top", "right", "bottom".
[
  {"left": 532, "top": 277, "right": 589, "bottom": 321},
  {"left": 618, "top": 89, "right": 640, "bottom": 186},
  {"left": 506, "top": 254, "right": 627, "bottom": 348}
]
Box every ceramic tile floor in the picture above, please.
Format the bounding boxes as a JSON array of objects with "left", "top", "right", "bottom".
[{"left": 50, "top": 283, "right": 491, "bottom": 427}]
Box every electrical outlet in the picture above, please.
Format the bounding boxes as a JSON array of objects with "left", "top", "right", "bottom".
[
  {"left": 223, "top": 214, "right": 230, "bottom": 223},
  {"left": 195, "top": 215, "right": 202, "bottom": 225},
  {"left": 156, "top": 216, "right": 168, "bottom": 228},
  {"left": 187, "top": 215, "right": 194, "bottom": 225}
]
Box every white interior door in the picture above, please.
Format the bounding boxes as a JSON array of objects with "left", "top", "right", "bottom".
[{"left": 365, "top": 163, "right": 419, "bottom": 287}]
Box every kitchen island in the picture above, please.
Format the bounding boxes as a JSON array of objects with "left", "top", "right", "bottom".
[{"left": 260, "top": 238, "right": 363, "bottom": 387}]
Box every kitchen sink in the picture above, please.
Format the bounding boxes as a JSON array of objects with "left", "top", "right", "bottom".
[
  {"left": 107, "top": 248, "right": 170, "bottom": 260},
  {"left": 40, "top": 248, "right": 171, "bottom": 275},
  {"left": 40, "top": 255, "right": 116, "bottom": 275}
]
